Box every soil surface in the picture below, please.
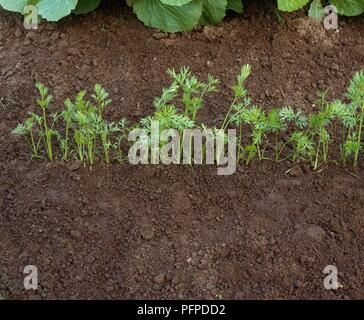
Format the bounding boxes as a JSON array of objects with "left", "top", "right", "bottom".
[{"left": 0, "top": 1, "right": 364, "bottom": 299}]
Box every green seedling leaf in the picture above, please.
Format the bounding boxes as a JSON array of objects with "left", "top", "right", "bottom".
[
  {"left": 308, "top": 0, "right": 324, "bottom": 19},
  {"left": 132, "top": 0, "right": 202, "bottom": 32},
  {"left": 227, "top": 0, "right": 243, "bottom": 13},
  {"left": 37, "top": 0, "right": 78, "bottom": 21},
  {"left": 160, "top": 0, "right": 193, "bottom": 5},
  {"left": 330, "top": 0, "right": 364, "bottom": 16},
  {"left": 0, "top": 0, "right": 27, "bottom": 13},
  {"left": 200, "top": 0, "right": 227, "bottom": 25},
  {"left": 278, "top": 0, "right": 310, "bottom": 12},
  {"left": 73, "top": 0, "right": 101, "bottom": 15}
]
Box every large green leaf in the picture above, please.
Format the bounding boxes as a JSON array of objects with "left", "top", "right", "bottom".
[
  {"left": 73, "top": 0, "right": 101, "bottom": 14},
  {"left": 278, "top": 0, "right": 310, "bottom": 11},
  {"left": 133, "top": 0, "right": 202, "bottom": 32},
  {"left": 227, "top": 0, "right": 243, "bottom": 13},
  {"left": 308, "top": 0, "right": 324, "bottom": 19},
  {"left": 37, "top": 0, "right": 78, "bottom": 21},
  {"left": 330, "top": 0, "right": 364, "bottom": 16},
  {"left": 200, "top": 0, "right": 227, "bottom": 25},
  {"left": 160, "top": 0, "right": 193, "bottom": 5},
  {"left": 0, "top": 0, "right": 28, "bottom": 12}
]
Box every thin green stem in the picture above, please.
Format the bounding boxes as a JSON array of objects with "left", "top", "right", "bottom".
[
  {"left": 64, "top": 122, "right": 70, "bottom": 160},
  {"left": 276, "top": 140, "right": 290, "bottom": 161},
  {"left": 222, "top": 97, "right": 237, "bottom": 130},
  {"left": 314, "top": 140, "right": 321, "bottom": 170},
  {"left": 42, "top": 108, "right": 53, "bottom": 161},
  {"left": 354, "top": 106, "right": 364, "bottom": 166},
  {"left": 29, "top": 130, "right": 38, "bottom": 157},
  {"left": 238, "top": 122, "right": 243, "bottom": 163}
]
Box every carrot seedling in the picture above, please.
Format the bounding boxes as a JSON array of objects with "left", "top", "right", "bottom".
[
  {"left": 12, "top": 113, "right": 41, "bottom": 159},
  {"left": 167, "top": 67, "right": 219, "bottom": 122},
  {"left": 13, "top": 84, "right": 59, "bottom": 161},
  {"left": 35, "top": 82, "right": 57, "bottom": 161},
  {"left": 343, "top": 70, "right": 364, "bottom": 166}
]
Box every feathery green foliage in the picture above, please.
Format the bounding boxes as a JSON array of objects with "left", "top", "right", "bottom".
[{"left": 12, "top": 66, "right": 364, "bottom": 169}]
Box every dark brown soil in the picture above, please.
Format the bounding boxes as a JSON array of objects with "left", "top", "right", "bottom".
[{"left": 0, "top": 1, "right": 364, "bottom": 300}]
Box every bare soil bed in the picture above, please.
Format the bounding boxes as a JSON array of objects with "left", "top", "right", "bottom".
[{"left": 0, "top": 1, "right": 364, "bottom": 299}]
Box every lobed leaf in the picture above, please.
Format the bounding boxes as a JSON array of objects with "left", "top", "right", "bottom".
[
  {"left": 227, "top": 0, "right": 243, "bottom": 13},
  {"left": 278, "top": 0, "right": 310, "bottom": 12},
  {"left": 73, "top": 0, "right": 102, "bottom": 15},
  {"left": 0, "top": 0, "right": 27, "bottom": 13},
  {"left": 160, "top": 0, "right": 193, "bottom": 5},
  {"left": 200, "top": 0, "right": 227, "bottom": 25},
  {"left": 37, "top": 0, "right": 78, "bottom": 21},
  {"left": 133, "top": 0, "right": 202, "bottom": 32},
  {"left": 330, "top": 0, "right": 364, "bottom": 16},
  {"left": 308, "top": 0, "right": 324, "bottom": 19}
]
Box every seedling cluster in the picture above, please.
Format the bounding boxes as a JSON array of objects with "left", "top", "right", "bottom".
[
  {"left": 13, "top": 83, "right": 128, "bottom": 165},
  {"left": 12, "top": 66, "right": 364, "bottom": 169}
]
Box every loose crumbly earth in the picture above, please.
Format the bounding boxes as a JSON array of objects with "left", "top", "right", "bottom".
[{"left": 0, "top": 1, "right": 363, "bottom": 300}]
